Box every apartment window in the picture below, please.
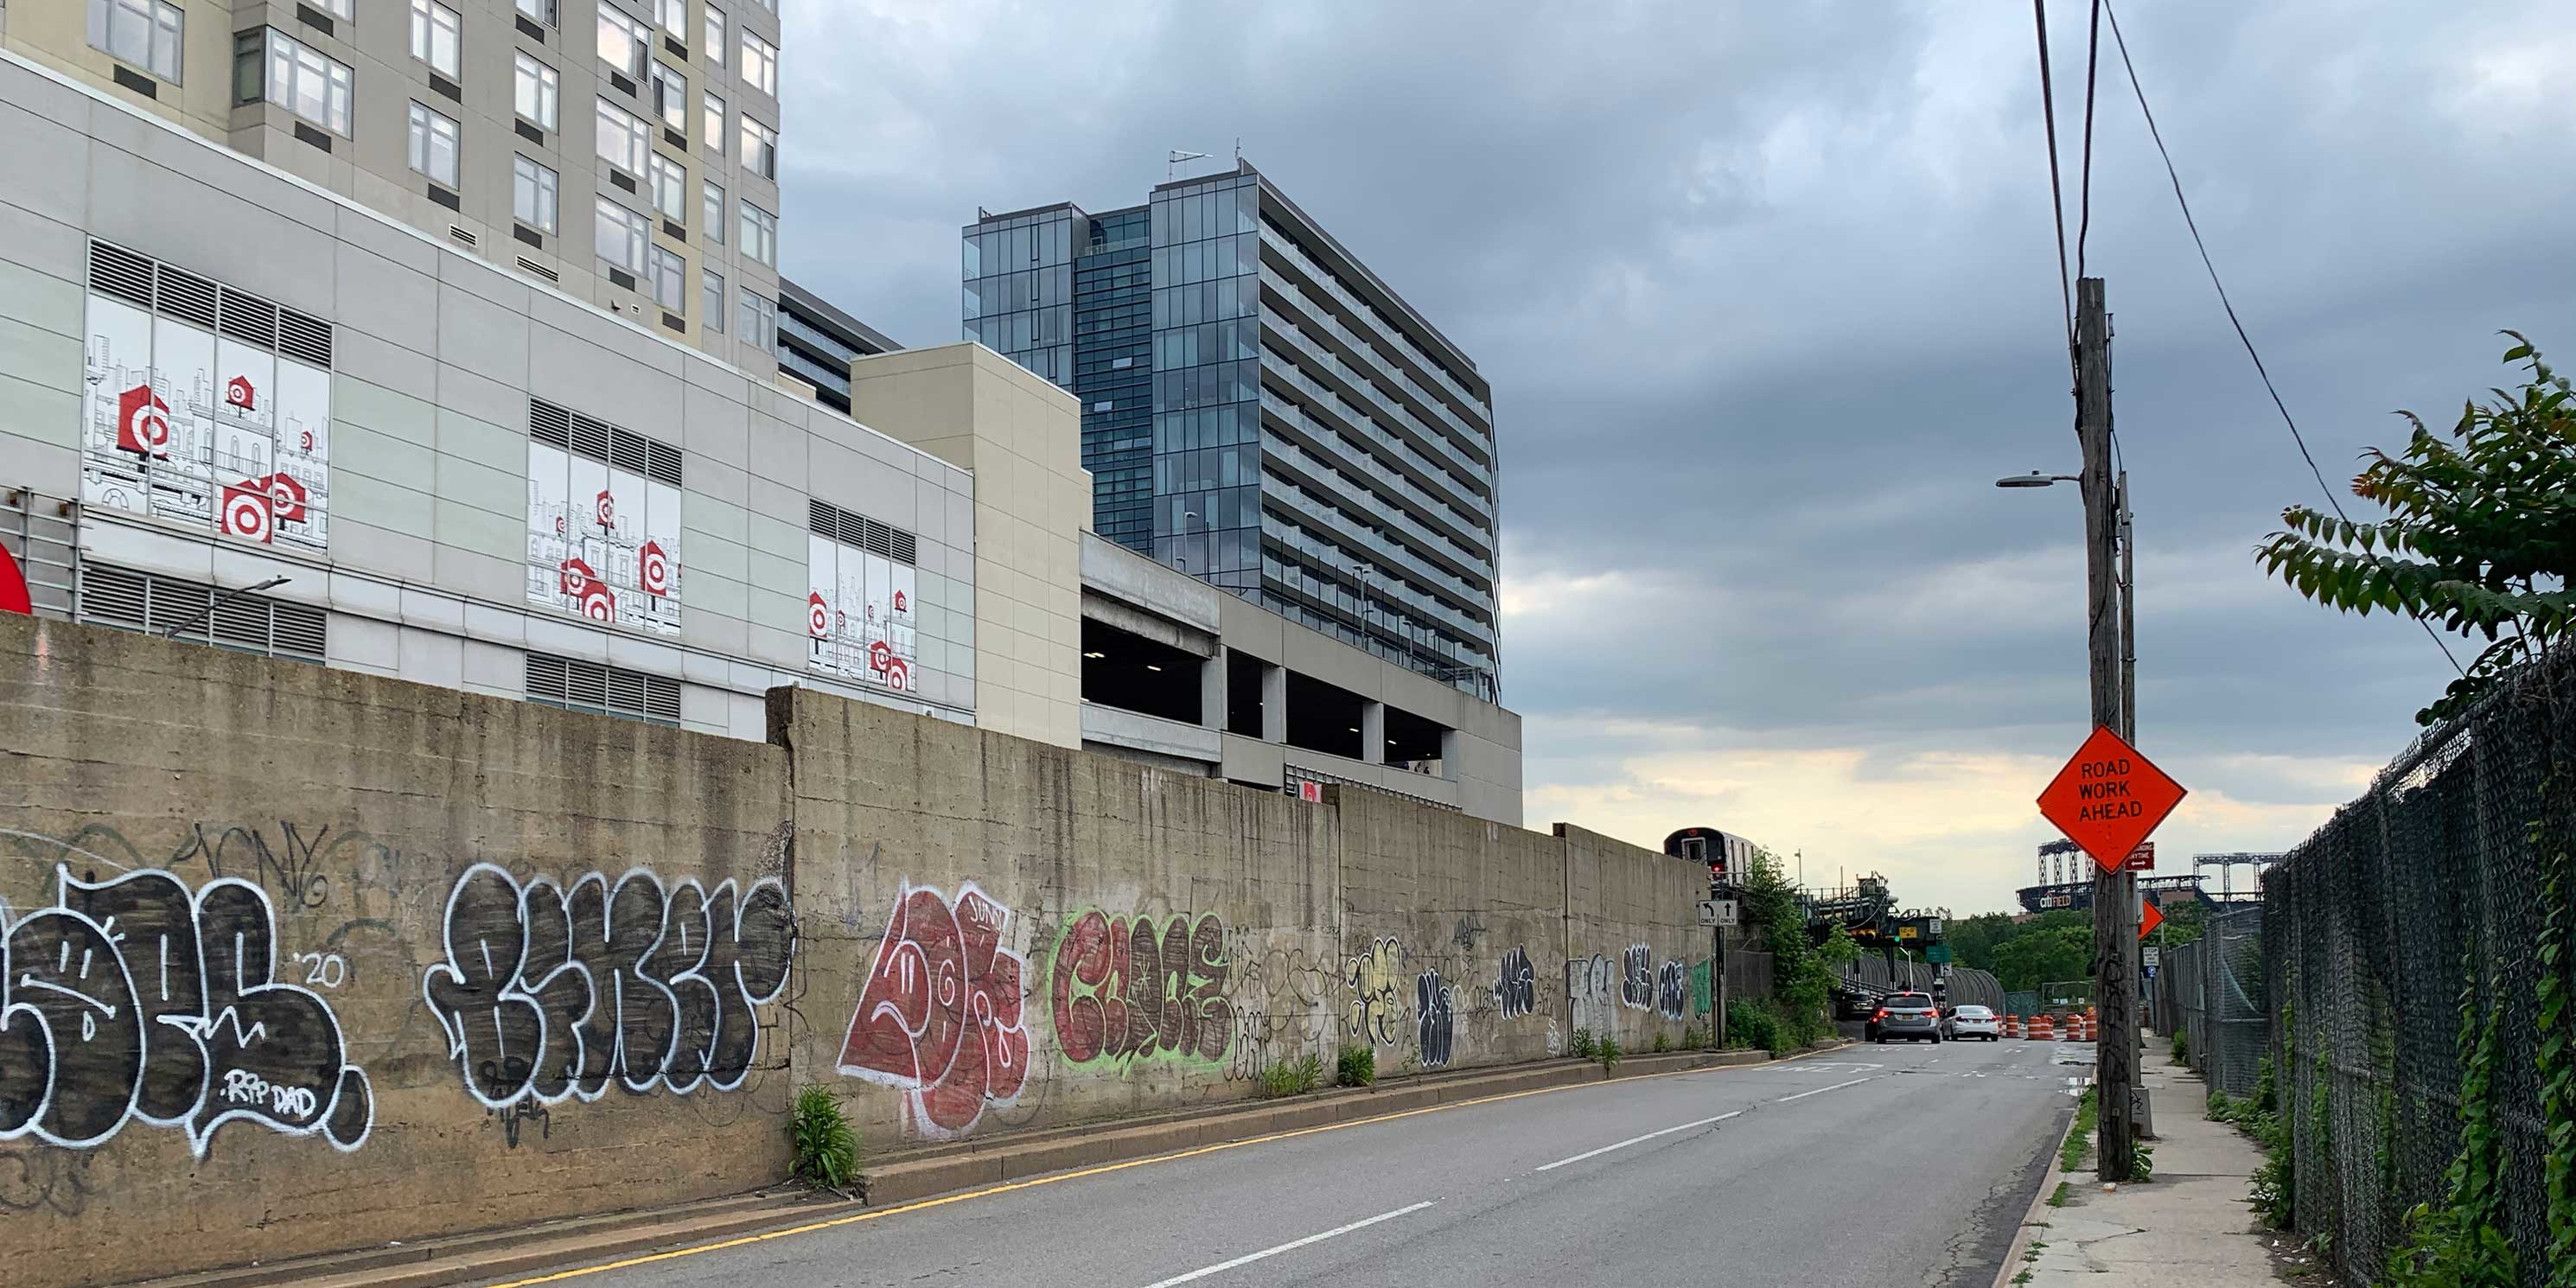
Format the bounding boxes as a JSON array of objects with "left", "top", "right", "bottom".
[
  {"left": 741, "top": 30, "right": 777, "bottom": 95},
  {"left": 647, "top": 245, "right": 685, "bottom": 311},
  {"left": 525, "top": 654, "right": 680, "bottom": 727},
  {"left": 647, "top": 152, "right": 686, "bottom": 221},
  {"left": 702, "top": 269, "right": 724, "bottom": 333},
  {"left": 88, "top": 0, "right": 183, "bottom": 83},
  {"left": 744, "top": 0, "right": 772, "bottom": 12},
  {"left": 739, "top": 201, "right": 775, "bottom": 265},
  {"left": 596, "top": 4, "right": 647, "bottom": 79},
  {"left": 513, "top": 53, "right": 558, "bottom": 131},
  {"left": 312, "top": 0, "right": 354, "bottom": 16},
  {"left": 702, "top": 179, "right": 724, "bottom": 243},
  {"left": 516, "top": 0, "right": 558, "bottom": 26},
  {"left": 649, "top": 61, "right": 687, "bottom": 131},
  {"left": 237, "top": 30, "right": 354, "bottom": 136},
  {"left": 410, "top": 0, "right": 462, "bottom": 78},
  {"left": 654, "top": 0, "right": 685, "bottom": 35},
  {"left": 705, "top": 4, "right": 726, "bottom": 65},
  {"left": 513, "top": 155, "right": 559, "bottom": 233},
  {"left": 596, "top": 98, "right": 648, "bottom": 175},
  {"left": 702, "top": 91, "right": 726, "bottom": 153},
  {"left": 408, "top": 103, "right": 460, "bottom": 185},
  {"left": 738, "top": 289, "right": 775, "bottom": 354},
  {"left": 596, "top": 197, "right": 647, "bottom": 274},
  {"left": 740, "top": 116, "right": 776, "bottom": 179}
]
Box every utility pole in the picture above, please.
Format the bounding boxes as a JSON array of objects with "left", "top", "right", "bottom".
[{"left": 2078, "top": 277, "right": 2139, "bottom": 1179}]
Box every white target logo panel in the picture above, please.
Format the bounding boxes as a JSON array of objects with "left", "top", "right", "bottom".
[
  {"left": 806, "top": 512, "right": 917, "bottom": 694},
  {"left": 80, "top": 243, "right": 332, "bottom": 551},
  {"left": 525, "top": 439, "right": 682, "bottom": 638}
]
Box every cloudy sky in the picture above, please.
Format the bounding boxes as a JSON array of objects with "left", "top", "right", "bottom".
[{"left": 779, "top": 0, "right": 2576, "bottom": 914}]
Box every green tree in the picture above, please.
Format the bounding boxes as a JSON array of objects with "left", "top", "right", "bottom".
[
  {"left": 2257, "top": 334, "right": 2576, "bottom": 724},
  {"left": 1991, "top": 925, "right": 2093, "bottom": 994}
]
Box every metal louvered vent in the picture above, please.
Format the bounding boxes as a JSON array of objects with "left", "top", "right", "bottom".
[
  {"left": 277, "top": 309, "right": 332, "bottom": 367},
  {"left": 527, "top": 399, "right": 680, "bottom": 485},
  {"left": 449, "top": 225, "right": 478, "bottom": 247},
  {"left": 88, "top": 242, "right": 154, "bottom": 306},
  {"left": 516, "top": 257, "right": 561, "bottom": 283},
  {"left": 155, "top": 265, "right": 219, "bottom": 328},
  {"left": 807, "top": 498, "right": 918, "bottom": 567},
  {"left": 530, "top": 399, "right": 573, "bottom": 448},
  {"left": 524, "top": 652, "right": 680, "bottom": 727},
  {"left": 76, "top": 564, "right": 326, "bottom": 663},
  {"left": 218, "top": 289, "right": 280, "bottom": 348}
]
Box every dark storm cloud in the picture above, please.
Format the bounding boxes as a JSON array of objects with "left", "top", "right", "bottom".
[{"left": 779, "top": 0, "right": 2576, "bottom": 908}]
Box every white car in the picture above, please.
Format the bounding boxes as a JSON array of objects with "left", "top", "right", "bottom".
[{"left": 1941, "top": 1004, "right": 2002, "bottom": 1041}]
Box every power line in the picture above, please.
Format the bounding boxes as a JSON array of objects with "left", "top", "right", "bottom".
[
  {"left": 2031, "top": 0, "right": 2075, "bottom": 358},
  {"left": 2099, "top": 0, "right": 2464, "bottom": 677},
  {"left": 2076, "top": 0, "right": 2103, "bottom": 280}
]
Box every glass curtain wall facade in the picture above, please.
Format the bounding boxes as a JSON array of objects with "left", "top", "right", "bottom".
[
  {"left": 1073, "top": 207, "right": 1152, "bottom": 552},
  {"left": 1147, "top": 172, "right": 1262, "bottom": 595},
  {"left": 963, "top": 163, "right": 1500, "bottom": 699},
  {"left": 961, "top": 207, "right": 1074, "bottom": 384}
]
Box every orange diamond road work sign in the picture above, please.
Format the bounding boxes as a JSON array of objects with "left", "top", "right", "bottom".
[
  {"left": 2036, "top": 724, "right": 2189, "bottom": 875},
  {"left": 2139, "top": 900, "right": 2165, "bottom": 939}
]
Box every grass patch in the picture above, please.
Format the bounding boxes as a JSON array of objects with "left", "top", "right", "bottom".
[
  {"left": 1259, "top": 1052, "right": 1324, "bottom": 1098},
  {"left": 1335, "top": 1044, "right": 1375, "bottom": 1087},
  {"left": 2062, "top": 1086, "right": 2098, "bottom": 1173},
  {"left": 2047, "top": 1180, "right": 2071, "bottom": 1207}
]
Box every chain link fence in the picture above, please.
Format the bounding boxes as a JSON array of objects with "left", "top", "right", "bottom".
[
  {"left": 2156, "top": 904, "right": 2265, "bottom": 1097},
  {"left": 2261, "top": 648, "right": 2576, "bottom": 1285}
]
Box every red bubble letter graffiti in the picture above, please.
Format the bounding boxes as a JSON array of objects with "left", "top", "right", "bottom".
[{"left": 836, "top": 883, "right": 1028, "bottom": 1138}]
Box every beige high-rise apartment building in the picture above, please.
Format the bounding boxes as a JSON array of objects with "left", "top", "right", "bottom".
[{"left": 3, "top": 0, "right": 782, "bottom": 371}]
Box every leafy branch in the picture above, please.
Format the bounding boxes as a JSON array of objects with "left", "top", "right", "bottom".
[{"left": 2257, "top": 333, "right": 2576, "bottom": 724}]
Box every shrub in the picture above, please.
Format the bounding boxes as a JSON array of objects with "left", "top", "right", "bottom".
[
  {"left": 1727, "top": 998, "right": 1782, "bottom": 1053},
  {"left": 1652, "top": 1030, "right": 1672, "bottom": 1054},
  {"left": 1597, "top": 1031, "right": 1623, "bottom": 1073},
  {"left": 1570, "top": 1027, "right": 1597, "bottom": 1059},
  {"left": 2171, "top": 1028, "right": 2190, "bottom": 1065},
  {"left": 1260, "top": 1052, "right": 1325, "bottom": 1098},
  {"left": 1335, "top": 1043, "right": 1376, "bottom": 1087},
  {"left": 792, "top": 1085, "right": 862, "bottom": 1196}
]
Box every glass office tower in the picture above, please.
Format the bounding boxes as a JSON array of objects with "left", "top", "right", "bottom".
[{"left": 965, "top": 162, "right": 1499, "bottom": 699}]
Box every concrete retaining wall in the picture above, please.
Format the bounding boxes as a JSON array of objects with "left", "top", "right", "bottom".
[{"left": 0, "top": 617, "right": 1706, "bottom": 1287}]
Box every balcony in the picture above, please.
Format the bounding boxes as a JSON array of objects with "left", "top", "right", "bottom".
[
  {"left": 1259, "top": 223, "right": 1491, "bottom": 428},
  {"left": 1260, "top": 357, "right": 1491, "bottom": 524},
  {"left": 1262, "top": 430, "right": 1493, "bottom": 586},
  {"left": 1260, "top": 313, "right": 1492, "bottom": 493},
  {"left": 1260, "top": 267, "right": 1491, "bottom": 460},
  {"left": 1260, "top": 485, "right": 1495, "bottom": 647}
]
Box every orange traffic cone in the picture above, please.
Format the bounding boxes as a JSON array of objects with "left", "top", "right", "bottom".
[{"left": 2033, "top": 1013, "right": 2055, "bottom": 1041}]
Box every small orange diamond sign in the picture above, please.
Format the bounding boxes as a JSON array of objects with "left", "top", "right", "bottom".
[
  {"left": 2037, "top": 725, "right": 2188, "bottom": 875},
  {"left": 2139, "top": 900, "right": 2165, "bottom": 939}
]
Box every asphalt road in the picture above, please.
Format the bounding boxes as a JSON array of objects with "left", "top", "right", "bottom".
[{"left": 573, "top": 1036, "right": 2078, "bottom": 1288}]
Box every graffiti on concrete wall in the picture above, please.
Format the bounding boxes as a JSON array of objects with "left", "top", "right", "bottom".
[
  {"left": 1490, "top": 946, "right": 1535, "bottom": 1020},
  {"left": 1343, "top": 938, "right": 1408, "bottom": 1049},
  {"left": 1655, "top": 960, "right": 1690, "bottom": 1022},
  {"left": 838, "top": 883, "right": 1029, "bottom": 1138},
  {"left": 1691, "top": 960, "right": 1712, "bottom": 1017},
  {"left": 1225, "top": 936, "right": 1335, "bottom": 1081},
  {"left": 1049, "top": 910, "right": 1232, "bottom": 1068},
  {"left": 422, "top": 864, "right": 794, "bottom": 1113},
  {"left": 1567, "top": 953, "right": 1615, "bottom": 1034},
  {"left": 1621, "top": 944, "right": 1654, "bottom": 1011},
  {"left": 1415, "top": 969, "right": 1456, "bottom": 1068},
  {"left": 0, "top": 864, "right": 371, "bottom": 1156}
]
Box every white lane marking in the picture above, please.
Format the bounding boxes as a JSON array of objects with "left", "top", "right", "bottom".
[
  {"left": 1776, "top": 1075, "right": 1875, "bottom": 1103},
  {"left": 1532, "top": 1110, "right": 1744, "bottom": 1173},
  {"left": 1138, "top": 1201, "right": 1439, "bottom": 1287}
]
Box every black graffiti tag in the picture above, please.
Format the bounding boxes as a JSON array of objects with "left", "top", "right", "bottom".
[
  {"left": 0, "top": 867, "right": 370, "bottom": 1156},
  {"left": 423, "top": 863, "right": 794, "bottom": 1113},
  {"left": 1492, "top": 946, "right": 1536, "bottom": 1019},
  {"left": 1621, "top": 944, "right": 1654, "bottom": 1010},
  {"left": 1416, "top": 969, "right": 1456, "bottom": 1068}
]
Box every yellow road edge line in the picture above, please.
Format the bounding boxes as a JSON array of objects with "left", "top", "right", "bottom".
[{"left": 477, "top": 1044, "right": 1847, "bottom": 1288}]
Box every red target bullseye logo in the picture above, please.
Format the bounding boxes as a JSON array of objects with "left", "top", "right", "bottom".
[
  {"left": 265, "top": 472, "right": 310, "bottom": 521},
  {"left": 220, "top": 482, "right": 273, "bottom": 544},
  {"left": 808, "top": 593, "right": 831, "bottom": 638},
  {"left": 226, "top": 375, "right": 257, "bottom": 410},
  {"left": 868, "top": 639, "right": 894, "bottom": 675},
  {"left": 117, "top": 384, "right": 171, "bottom": 456},
  {"left": 639, "top": 539, "right": 670, "bottom": 596},
  {"left": 579, "top": 583, "right": 616, "bottom": 622},
  {"left": 883, "top": 657, "right": 910, "bottom": 692},
  {"left": 594, "top": 489, "right": 615, "bottom": 529},
  {"left": 559, "top": 557, "right": 597, "bottom": 596}
]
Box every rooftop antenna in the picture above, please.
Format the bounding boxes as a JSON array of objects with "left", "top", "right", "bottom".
[
  {"left": 1234, "top": 137, "right": 1242, "bottom": 163},
  {"left": 1167, "top": 149, "right": 1208, "bottom": 180}
]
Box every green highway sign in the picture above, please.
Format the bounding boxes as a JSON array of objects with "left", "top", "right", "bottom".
[{"left": 1926, "top": 945, "right": 1952, "bottom": 965}]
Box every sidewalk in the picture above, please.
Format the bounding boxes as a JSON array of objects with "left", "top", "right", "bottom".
[{"left": 1999, "top": 1046, "right": 2280, "bottom": 1286}]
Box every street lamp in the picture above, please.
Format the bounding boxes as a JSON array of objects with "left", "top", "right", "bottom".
[
  {"left": 1997, "top": 469, "right": 2135, "bottom": 737},
  {"left": 1174, "top": 509, "right": 1201, "bottom": 572},
  {"left": 1993, "top": 472, "right": 2080, "bottom": 488}
]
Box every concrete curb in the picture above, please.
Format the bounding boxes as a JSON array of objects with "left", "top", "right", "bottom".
[
  {"left": 1990, "top": 1085, "right": 2085, "bottom": 1288},
  {"left": 108, "top": 1043, "right": 1844, "bottom": 1288}
]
